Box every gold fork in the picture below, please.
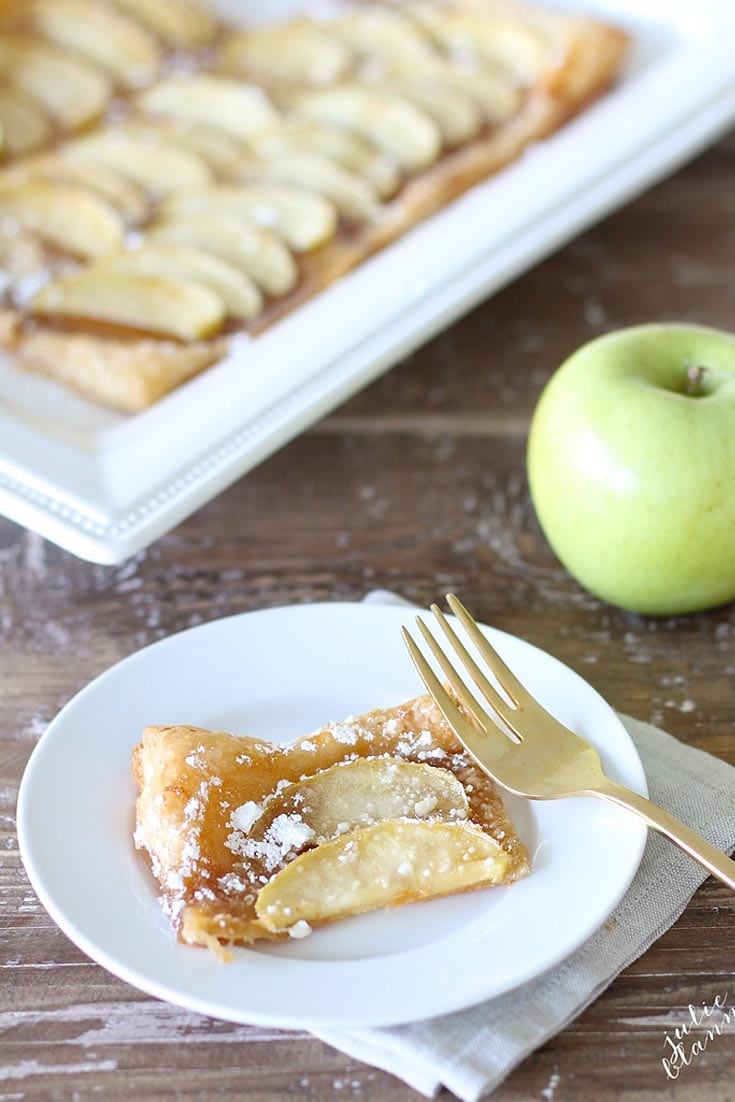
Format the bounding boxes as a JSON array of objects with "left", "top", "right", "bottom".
[{"left": 402, "top": 593, "right": 735, "bottom": 892}]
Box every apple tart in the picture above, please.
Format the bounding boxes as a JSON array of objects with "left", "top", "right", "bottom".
[
  {"left": 0, "top": 0, "right": 628, "bottom": 411},
  {"left": 133, "top": 693, "right": 530, "bottom": 954}
]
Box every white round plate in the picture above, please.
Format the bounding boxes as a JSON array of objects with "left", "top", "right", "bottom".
[{"left": 17, "top": 601, "right": 647, "bottom": 1029}]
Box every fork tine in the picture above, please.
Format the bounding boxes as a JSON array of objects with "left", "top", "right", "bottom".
[
  {"left": 446, "top": 593, "right": 538, "bottom": 711},
  {"left": 414, "top": 617, "right": 488, "bottom": 733},
  {"left": 430, "top": 603, "right": 522, "bottom": 741},
  {"left": 402, "top": 627, "right": 506, "bottom": 768}
]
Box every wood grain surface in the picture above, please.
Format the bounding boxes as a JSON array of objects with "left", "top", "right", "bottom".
[{"left": 2, "top": 130, "right": 734, "bottom": 1101}]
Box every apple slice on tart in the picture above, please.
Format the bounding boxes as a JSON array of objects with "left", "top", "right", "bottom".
[
  {"left": 244, "top": 757, "right": 471, "bottom": 848},
  {"left": 159, "top": 185, "right": 339, "bottom": 253},
  {"left": 218, "top": 21, "right": 354, "bottom": 88},
  {"left": 406, "top": 5, "right": 553, "bottom": 87},
  {"left": 30, "top": 267, "right": 225, "bottom": 340},
  {"left": 0, "top": 88, "right": 52, "bottom": 158},
  {"left": 136, "top": 76, "right": 281, "bottom": 141},
  {"left": 364, "top": 72, "right": 484, "bottom": 147},
  {"left": 256, "top": 819, "right": 511, "bottom": 935},
  {"left": 148, "top": 213, "right": 299, "bottom": 297},
  {"left": 327, "top": 7, "right": 437, "bottom": 67},
  {"left": 0, "top": 179, "right": 124, "bottom": 258},
  {"left": 0, "top": 34, "right": 112, "bottom": 131},
  {"left": 248, "top": 123, "right": 402, "bottom": 199},
  {"left": 0, "top": 225, "right": 47, "bottom": 287},
  {"left": 104, "top": 244, "right": 263, "bottom": 322},
  {"left": 23, "top": 157, "right": 148, "bottom": 226},
  {"left": 30, "top": 0, "right": 163, "bottom": 89},
  {"left": 295, "top": 85, "right": 443, "bottom": 172},
  {"left": 235, "top": 151, "right": 380, "bottom": 221},
  {"left": 108, "top": 0, "right": 217, "bottom": 48},
  {"left": 61, "top": 131, "right": 212, "bottom": 195},
  {"left": 126, "top": 119, "right": 249, "bottom": 176}
]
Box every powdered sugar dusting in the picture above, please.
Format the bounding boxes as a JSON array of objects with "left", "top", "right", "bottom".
[
  {"left": 231, "top": 801, "right": 262, "bottom": 834},
  {"left": 413, "top": 795, "right": 438, "bottom": 817},
  {"left": 225, "top": 810, "right": 316, "bottom": 874},
  {"left": 327, "top": 720, "right": 360, "bottom": 745},
  {"left": 217, "top": 872, "right": 248, "bottom": 895},
  {"left": 151, "top": 772, "right": 224, "bottom": 921},
  {"left": 287, "top": 920, "right": 312, "bottom": 939}
]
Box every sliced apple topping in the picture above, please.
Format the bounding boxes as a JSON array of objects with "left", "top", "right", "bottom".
[
  {"left": 0, "top": 225, "right": 46, "bottom": 293},
  {"left": 31, "top": 0, "right": 162, "bottom": 89},
  {"left": 355, "top": 32, "right": 522, "bottom": 125},
  {"left": 246, "top": 759, "right": 469, "bottom": 852},
  {"left": 408, "top": 8, "right": 552, "bottom": 86},
  {"left": 61, "top": 131, "right": 212, "bottom": 195},
  {"left": 105, "top": 244, "right": 263, "bottom": 322},
  {"left": 14, "top": 156, "right": 149, "bottom": 225},
  {"left": 0, "top": 180, "right": 123, "bottom": 258},
  {"left": 160, "top": 185, "right": 337, "bottom": 253},
  {"left": 219, "top": 21, "right": 354, "bottom": 87},
  {"left": 296, "top": 86, "right": 441, "bottom": 173},
  {"left": 129, "top": 119, "right": 248, "bottom": 176},
  {"left": 436, "top": 66, "right": 523, "bottom": 125},
  {"left": 30, "top": 268, "right": 225, "bottom": 340},
  {"left": 0, "top": 89, "right": 52, "bottom": 157},
  {"left": 148, "top": 214, "right": 297, "bottom": 297},
  {"left": 137, "top": 76, "right": 280, "bottom": 142},
  {"left": 255, "top": 819, "right": 510, "bottom": 933},
  {"left": 330, "top": 8, "right": 435, "bottom": 68},
  {"left": 238, "top": 152, "right": 379, "bottom": 222},
  {"left": 370, "top": 74, "right": 483, "bottom": 146},
  {"left": 108, "top": 0, "right": 217, "bottom": 48},
  {"left": 250, "top": 123, "right": 401, "bottom": 200},
  {"left": 0, "top": 35, "right": 111, "bottom": 130}
]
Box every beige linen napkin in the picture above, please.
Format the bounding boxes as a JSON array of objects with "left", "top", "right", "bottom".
[{"left": 313, "top": 591, "right": 735, "bottom": 1101}]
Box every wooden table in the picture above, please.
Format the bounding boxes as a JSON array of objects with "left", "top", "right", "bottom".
[{"left": 2, "top": 130, "right": 734, "bottom": 1102}]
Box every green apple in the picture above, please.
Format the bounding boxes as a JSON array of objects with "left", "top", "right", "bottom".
[{"left": 527, "top": 323, "right": 735, "bottom": 615}]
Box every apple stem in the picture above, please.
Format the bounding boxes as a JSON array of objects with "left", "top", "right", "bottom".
[{"left": 684, "top": 364, "right": 711, "bottom": 396}]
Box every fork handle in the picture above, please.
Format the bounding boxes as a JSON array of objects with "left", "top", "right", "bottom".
[{"left": 597, "top": 781, "right": 735, "bottom": 891}]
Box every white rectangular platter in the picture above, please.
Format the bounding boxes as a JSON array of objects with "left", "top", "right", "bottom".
[{"left": 0, "top": 0, "right": 733, "bottom": 563}]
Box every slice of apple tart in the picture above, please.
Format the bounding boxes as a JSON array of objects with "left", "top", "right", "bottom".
[
  {"left": 0, "top": 0, "right": 628, "bottom": 411},
  {"left": 133, "top": 693, "right": 530, "bottom": 954}
]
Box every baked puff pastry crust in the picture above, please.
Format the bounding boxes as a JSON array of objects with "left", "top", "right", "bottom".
[
  {"left": 133, "top": 693, "right": 530, "bottom": 953},
  {"left": 0, "top": 0, "right": 628, "bottom": 412}
]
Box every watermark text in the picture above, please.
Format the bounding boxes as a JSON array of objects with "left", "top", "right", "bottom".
[{"left": 662, "top": 993, "right": 735, "bottom": 1079}]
